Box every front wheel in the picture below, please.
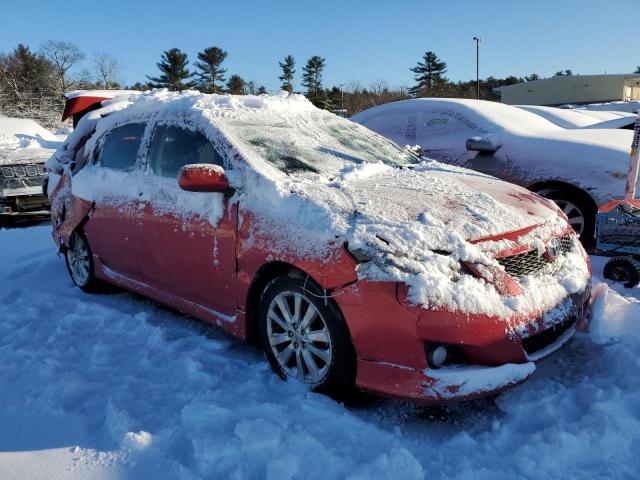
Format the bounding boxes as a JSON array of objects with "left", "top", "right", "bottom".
[
  {"left": 64, "top": 230, "right": 102, "bottom": 292},
  {"left": 258, "top": 275, "right": 356, "bottom": 397}
]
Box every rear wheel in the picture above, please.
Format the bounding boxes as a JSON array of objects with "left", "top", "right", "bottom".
[
  {"left": 536, "top": 188, "right": 595, "bottom": 242},
  {"left": 258, "top": 275, "right": 356, "bottom": 397},
  {"left": 65, "top": 230, "right": 102, "bottom": 292}
]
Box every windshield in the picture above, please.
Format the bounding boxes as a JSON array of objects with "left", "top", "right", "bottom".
[{"left": 223, "top": 110, "right": 417, "bottom": 175}]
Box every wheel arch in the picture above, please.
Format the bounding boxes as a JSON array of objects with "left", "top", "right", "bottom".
[
  {"left": 527, "top": 180, "right": 598, "bottom": 213},
  {"left": 243, "top": 260, "right": 353, "bottom": 346},
  {"left": 244, "top": 261, "right": 312, "bottom": 346}
]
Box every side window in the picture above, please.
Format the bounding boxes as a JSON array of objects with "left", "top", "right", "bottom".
[
  {"left": 96, "top": 123, "right": 145, "bottom": 171},
  {"left": 149, "top": 125, "right": 224, "bottom": 178},
  {"left": 417, "top": 110, "right": 476, "bottom": 141}
]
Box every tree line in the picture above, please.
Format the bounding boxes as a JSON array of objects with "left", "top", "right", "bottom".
[{"left": 2, "top": 40, "right": 630, "bottom": 128}]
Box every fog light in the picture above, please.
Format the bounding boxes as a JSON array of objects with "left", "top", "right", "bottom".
[{"left": 427, "top": 345, "right": 449, "bottom": 369}]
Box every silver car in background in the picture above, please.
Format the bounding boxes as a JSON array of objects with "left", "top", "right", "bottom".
[
  {"left": 351, "top": 98, "right": 633, "bottom": 241},
  {"left": 0, "top": 117, "right": 60, "bottom": 218}
]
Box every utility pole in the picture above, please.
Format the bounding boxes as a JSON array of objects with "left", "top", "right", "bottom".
[{"left": 473, "top": 36, "right": 482, "bottom": 100}]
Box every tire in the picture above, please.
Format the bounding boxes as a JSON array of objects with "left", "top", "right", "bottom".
[
  {"left": 258, "top": 274, "right": 356, "bottom": 397},
  {"left": 64, "top": 230, "right": 103, "bottom": 292},
  {"left": 603, "top": 257, "right": 640, "bottom": 288},
  {"left": 536, "top": 188, "right": 595, "bottom": 243}
]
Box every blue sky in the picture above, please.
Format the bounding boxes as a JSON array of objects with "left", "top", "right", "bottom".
[{"left": 1, "top": 0, "right": 638, "bottom": 92}]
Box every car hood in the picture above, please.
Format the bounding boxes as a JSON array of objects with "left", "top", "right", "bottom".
[{"left": 310, "top": 161, "right": 565, "bottom": 257}]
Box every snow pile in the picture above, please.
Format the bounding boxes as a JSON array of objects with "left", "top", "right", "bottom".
[{"left": 0, "top": 225, "right": 638, "bottom": 479}]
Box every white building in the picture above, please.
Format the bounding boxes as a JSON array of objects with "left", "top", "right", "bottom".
[{"left": 495, "top": 74, "right": 640, "bottom": 106}]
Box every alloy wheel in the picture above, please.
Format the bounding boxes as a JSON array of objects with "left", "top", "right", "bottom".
[
  {"left": 266, "top": 291, "right": 333, "bottom": 384},
  {"left": 554, "top": 199, "right": 585, "bottom": 236},
  {"left": 66, "top": 232, "right": 91, "bottom": 286}
]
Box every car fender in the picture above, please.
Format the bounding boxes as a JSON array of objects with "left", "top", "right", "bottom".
[{"left": 50, "top": 173, "right": 93, "bottom": 249}]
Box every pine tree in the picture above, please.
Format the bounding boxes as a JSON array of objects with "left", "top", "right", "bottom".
[
  {"left": 257, "top": 86, "right": 268, "bottom": 95},
  {"left": 409, "top": 51, "right": 448, "bottom": 97},
  {"left": 278, "top": 55, "right": 295, "bottom": 92},
  {"left": 146, "top": 48, "right": 193, "bottom": 91},
  {"left": 302, "top": 56, "right": 328, "bottom": 108},
  {"left": 635, "top": 66, "right": 640, "bottom": 74},
  {"left": 194, "top": 46, "right": 227, "bottom": 93},
  {"left": 226, "top": 74, "right": 245, "bottom": 94}
]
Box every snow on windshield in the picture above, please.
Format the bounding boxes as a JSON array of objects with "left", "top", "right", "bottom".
[{"left": 223, "top": 111, "right": 416, "bottom": 175}]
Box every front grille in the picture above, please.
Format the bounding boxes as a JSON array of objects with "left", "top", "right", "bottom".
[
  {"left": 497, "top": 233, "right": 574, "bottom": 279},
  {"left": 522, "top": 316, "right": 576, "bottom": 355},
  {"left": 0, "top": 164, "right": 45, "bottom": 178}
]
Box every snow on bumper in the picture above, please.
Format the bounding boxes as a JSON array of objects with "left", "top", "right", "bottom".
[{"left": 357, "top": 359, "right": 536, "bottom": 404}]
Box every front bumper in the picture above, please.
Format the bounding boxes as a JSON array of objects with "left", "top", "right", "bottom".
[
  {"left": 1, "top": 186, "right": 50, "bottom": 215},
  {"left": 334, "top": 279, "right": 592, "bottom": 404}
]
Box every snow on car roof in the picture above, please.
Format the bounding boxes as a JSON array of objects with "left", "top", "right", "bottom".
[
  {"left": 64, "top": 89, "right": 141, "bottom": 100},
  {"left": 517, "top": 105, "right": 635, "bottom": 129},
  {"left": 351, "top": 98, "right": 562, "bottom": 134}
]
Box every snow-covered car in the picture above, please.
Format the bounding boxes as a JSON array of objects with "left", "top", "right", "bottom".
[
  {"left": 517, "top": 105, "right": 636, "bottom": 130},
  {"left": 46, "top": 91, "right": 591, "bottom": 404},
  {"left": 351, "top": 99, "right": 634, "bottom": 241},
  {"left": 0, "top": 117, "right": 60, "bottom": 216}
]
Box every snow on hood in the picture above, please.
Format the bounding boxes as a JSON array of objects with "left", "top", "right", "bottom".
[
  {"left": 0, "top": 117, "right": 61, "bottom": 166},
  {"left": 48, "top": 90, "right": 589, "bottom": 321},
  {"left": 254, "top": 160, "right": 586, "bottom": 322}
]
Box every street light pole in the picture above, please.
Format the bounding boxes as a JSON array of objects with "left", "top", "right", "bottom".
[{"left": 473, "top": 36, "right": 482, "bottom": 100}]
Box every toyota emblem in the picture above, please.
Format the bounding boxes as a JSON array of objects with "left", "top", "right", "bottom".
[{"left": 547, "top": 238, "right": 561, "bottom": 259}]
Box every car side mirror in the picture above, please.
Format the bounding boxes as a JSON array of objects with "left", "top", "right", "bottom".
[
  {"left": 178, "top": 164, "right": 232, "bottom": 194},
  {"left": 466, "top": 136, "right": 500, "bottom": 153},
  {"left": 405, "top": 144, "right": 424, "bottom": 157}
]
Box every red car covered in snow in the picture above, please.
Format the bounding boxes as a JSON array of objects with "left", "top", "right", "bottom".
[{"left": 46, "top": 90, "right": 592, "bottom": 403}]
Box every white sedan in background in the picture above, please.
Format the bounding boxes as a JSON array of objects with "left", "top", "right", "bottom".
[
  {"left": 517, "top": 105, "right": 636, "bottom": 130},
  {"left": 351, "top": 98, "right": 633, "bottom": 241}
]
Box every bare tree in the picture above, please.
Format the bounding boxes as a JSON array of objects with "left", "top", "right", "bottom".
[
  {"left": 39, "top": 40, "right": 85, "bottom": 94},
  {"left": 93, "top": 52, "right": 121, "bottom": 89}
]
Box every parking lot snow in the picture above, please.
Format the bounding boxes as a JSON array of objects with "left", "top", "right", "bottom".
[{"left": 0, "top": 224, "right": 638, "bottom": 479}]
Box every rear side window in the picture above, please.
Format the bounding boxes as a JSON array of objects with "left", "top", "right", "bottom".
[
  {"left": 97, "top": 123, "right": 145, "bottom": 171},
  {"left": 149, "top": 125, "right": 224, "bottom": 178}
]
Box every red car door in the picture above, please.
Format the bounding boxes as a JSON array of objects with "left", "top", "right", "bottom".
[
  {"left": 135, "top": 124, "right": 238, "bottom": 317},
  {"left": 82, "top": 123, "right": 146, "bottom": 281}
]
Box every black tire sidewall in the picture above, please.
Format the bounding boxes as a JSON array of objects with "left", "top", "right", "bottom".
[
  {"left": 257, "top": 275, "right": 356, "bottom": 396},
  {"left": 603, "top": 257, "right": 640, "bottom": 288}
]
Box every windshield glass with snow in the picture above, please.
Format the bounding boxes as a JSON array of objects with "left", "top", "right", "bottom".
[{"left": 225, "top": 112, "right": 417, "bottom": 175}]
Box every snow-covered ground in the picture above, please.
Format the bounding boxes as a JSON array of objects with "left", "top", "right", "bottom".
[{"left": 0, "top": 224, "right": 638, "bottom": 480}]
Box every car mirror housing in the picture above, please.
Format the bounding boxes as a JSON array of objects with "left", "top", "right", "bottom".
[
  {"left": 178, "top": 164, "right": 230, "bottom": 193},
  {"left": 466, "top": 136, "right": 500, "bottom": 153}
]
